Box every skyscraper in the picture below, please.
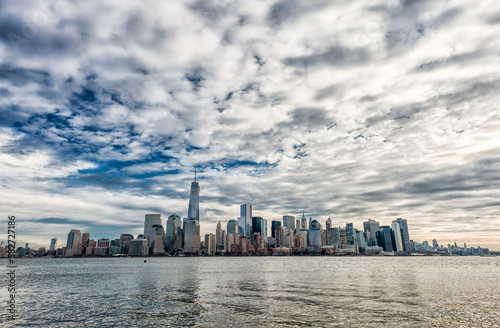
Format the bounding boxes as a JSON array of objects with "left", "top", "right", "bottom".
[
  {"left": 363, "top": 219, "right": 380, "bottom": 246},
  {"left": 271, "top": 220, "right": 281, "bottom": 238},
  {"left": 252, "top": 216, "right": 265, "bottom": 237},
  {"left": 187, "top": 171, "right": 200, "bottom": 220},
  {"left": 166, "top": 213, "right": 182, "bottom": 251},
  {"left": 282, "top": 215, "right": 295, "bottom": 230},
  {"left": 378, "top": 226, "right": 394, "bottom": 252},
  {"left": 346, "top": 223, "right": 356, "bottom": 245},
  {"left": 391, "top": 221, "right": 404, "bottom": 252},
  {"left": 144, "top": 214, "right": 162, "bottom": 236},
  {"left": 81, "top": 232, "right": 90, "bottom": 255},
  {"left": 309, "top": 220, "right": 322, "bottom": 248},
  {"left": 227, "top": 219, "right": 239, "bottom": 235},
  {"left": 240, "top": 204, "right": 252, "bottom": 237},
  {"left": 393, "top": 218, "right": 411, "bottom": 251},
  {"left": 65, "top": 229, "right": 82, "bottom": 257},
  {"left": 216, "top": 221, "right": 223, "bottom": 246},
  {"left": 183, "top": 218, "right": 201, "bottom": 253},
  {"left": 49, "top": 238, "right": 58, "bottom": 250}
]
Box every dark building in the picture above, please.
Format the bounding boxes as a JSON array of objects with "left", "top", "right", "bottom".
[
  {"left": 377, "top": 226, "right": 394, "bottom": 252},
  {"left": 271, "top": 220, "right": 282, "bottom": 238}
]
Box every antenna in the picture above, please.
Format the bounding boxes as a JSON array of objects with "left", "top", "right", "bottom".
[{"left": 194, "top": 166, "right": 197, "bottom": 182}]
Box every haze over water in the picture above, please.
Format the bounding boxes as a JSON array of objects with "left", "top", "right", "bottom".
[{"left": 1, "top": 257, "right": 499, "bottom": 327}]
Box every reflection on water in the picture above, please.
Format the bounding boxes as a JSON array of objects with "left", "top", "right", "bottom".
[{"left": 0, "top": 257, "right": 499, "bottom": 327}]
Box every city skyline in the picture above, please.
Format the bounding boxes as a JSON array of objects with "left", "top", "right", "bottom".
[{"left": 1, "top": 1, "right": 499, "bottom": 250}]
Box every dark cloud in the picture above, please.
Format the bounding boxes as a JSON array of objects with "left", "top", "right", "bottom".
[{"left": 283, "top": 46, "right": 370, "bottom": 69}]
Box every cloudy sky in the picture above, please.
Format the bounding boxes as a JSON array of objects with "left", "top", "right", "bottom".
[{"left": 1, "top": 0, "right": 499, "bottom": 250}]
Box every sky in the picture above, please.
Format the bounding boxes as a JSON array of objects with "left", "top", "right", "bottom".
[{"left": 0, "top": 0, "right": 499, "bottom": 250}]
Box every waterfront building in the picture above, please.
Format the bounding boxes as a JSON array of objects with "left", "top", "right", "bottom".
[
  {"left": 98, "top": 238, "right": 110, "bottom": 248},
  {"left": 183, "top": 218, "right": 201, "bottom": 254},
  {"left": 85, "top": 240, "right": 96, "bottom": 256},
  {"left": 346, "top": 223, "right": 356, "bottom": 245},
  {"left": 283, "top": 215, "right": 295, "bottom": 230},
  {"left": 148, "top": 225, "right": 166, "bottom": 255},
  {"left": 226, "top": 233, "right": 235, "bottom": 253},
  {"left": 354, "top": 229, "right": 367, "bottom": 253},
  {"left": 309, "top": 220, "right": 322, "bottom": 248},
  {"left": 326, "top": 228, "right": 340, "bottom": 247},
  {"left": 363, "top": 219, "right": 380, "bottom": 246},
  {"left": 129, "top": 238, "right": 148, "bottom": 256},
  {"left": 119, "top": 234, "right": 134, "bottom": 254},
  {"left": 271, "top": 220, "right": 281, "bottom": 238},
  {"left": 391, "top": 221, "right": 404, "bottom": 252},
  {"left": 227, "top": 219, "right": 239, "bottom": 235},
  {"left": 393, "top": 218, "right": 411, "bottom": 251},
  {"left": 294, "top": 234, "right": 305, "bottom": 248},
  {"left": 339, "top": 228, "right": 348, "bottom": 247},
  {"left": 109, "top": 239, "right": 121, "bottom": 255},
  {"left": 81, "top": 232, "right": 90, "bottom": 255},
  {"left": 49, "top": 238, "right": 58, "bottom": 250},
  {"left": 216, "top": 221, "right": 223, "bottom": 246},
  {"left": 144, "top": 214, "right": 162, "bottom": 236},
  {"left": 321, "top": 229, "right": 327, "bottom": 246},
  {"left": 378, "top": 226, "right": 394, "bottom": 252},
  {"left": 261, "top": 218, "right": 268, "bottom": 240},
  {"left": 252, "top": 216, "right": 264, "bottom": 237},
  {"left": 240, "top": 204, "right": 252, "bottom": 237},
  {"left": 432, "top": 239, "right": 439, "bottom": 249},
  {"left": 284, "top": 228, "right": 294, "bottom": 248},
  {"left": 166, "top": 213, "right": 182, "bottom": 251},
  {"left": 275, "top": 226, "right": 284, "bottom": 248},
  {"left": 65, "top": 229, "right": 82, "bottom": 257},
  {"left": 204, "top": 233, "right": 216, "bottom": 255},
  {"left": 299, "top": 229, "right": 309, "bottom": 246}
]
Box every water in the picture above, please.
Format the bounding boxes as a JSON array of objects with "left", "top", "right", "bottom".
[{"left": 1, "top": 257, "right": 499, "bottom": 327}]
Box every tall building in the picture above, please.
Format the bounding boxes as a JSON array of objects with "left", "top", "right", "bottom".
[
  {"left": 326, "top": 228, "right": 340, "bottom": 247},
  {"left": 282, "top": 215, "right": 295, "bottom": 230},
  {"left": 391, "top": 221, "right": 404, "bottom": 252},
  {"left": 325, "top": 217, "right": 332, "bottom": 229},
  {"left": 166, "top": 213, "right": 182, "bottom": 251},
  {"left": 183, "top": 218, "right": 201, "bottom": 254},
  {"left": 144, "top": 214, "right": 162, "bottom": 236},
  {"left": 346, "top": 223, "right": 356, "bottom": 245},
  {"left": 300, "top": 213, "right": 308, "bottom": 230},
  {"left": 216, "top": 221, "right": 223, "bottom": 246},
  {"left": 363, "top": 219, "right": 380, "bottom": 246},
  {"left": 309, "top": 220, "right": 322, "bottom": 248},
  {"left": 252, "top": 216, "right": 267, "bottom": 237},
  {"left": 378, "top": 226, "right": 394, "bottom": 252},
  {"left": 240, "top": 204, "right": 252, "bottom": 237},
  {"left": 432, "top": 239, "right": 439, "bottom": 249},
  {"left": 49, "top": 238, "right": 58, "bottom": 250},
  {"left": 227, "top": 219, "right": 239, "bottom": 235},
  {"left": 271, "top": 220, "right": 281, "bottom": 238},
  {"left": 129, "top": 238, "right": 148, "bottom": 256},
  {"left": 81, "top": 232, "right": 90, "bottom": 255},
  {"left": 119, "top": 234, "right": 134, "bottom": 254},
  {"left": 355, "top": 229, "right": 367, "bottom": 252},
  {"left": 187, "top": 171, "right": 200, "bottom": 220},
  {"left": 148, "top": 225, "right": 166, "bottom": 256},
  {"left": 65, "top": 229, "right": 81, "bottom": 257},
  {"left": 204, "top": 233, "right": 216, "bottom": 255},
  {"left": 393, "top": 218, "right": 411, "bottom": 251},
  {"left": 261, "top": 218, "right": 268, "bottom": 240}
]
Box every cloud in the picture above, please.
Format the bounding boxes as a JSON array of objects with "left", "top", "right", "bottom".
[{"left": 0, "top": 0, "right": 499, "bottom": 249}]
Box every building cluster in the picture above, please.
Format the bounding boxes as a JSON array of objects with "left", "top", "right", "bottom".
[{"left": 1, "top": 176, "right": 492, "bottom": 258}]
